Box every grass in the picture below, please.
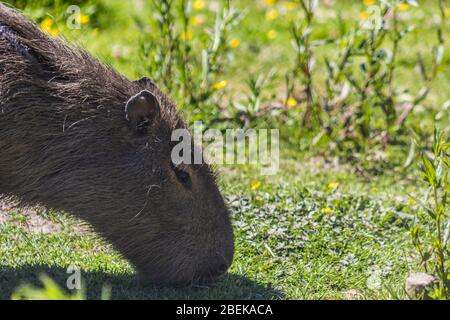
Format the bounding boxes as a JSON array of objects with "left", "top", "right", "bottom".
[
  {"left": 0, "top": 160, "right": 421, "bottom": 299},
  {"left": 0, "top": 0, "right": 448, "bottom": 299}
]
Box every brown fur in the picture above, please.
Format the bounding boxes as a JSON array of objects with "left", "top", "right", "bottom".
[{"left": 0, "top": 3, "right": 234, "bottom": 286}]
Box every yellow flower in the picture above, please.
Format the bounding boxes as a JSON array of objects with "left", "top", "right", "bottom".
[
  {"left": 193, "top": 0, "right": 205, "bottom": 10},
  {"left": 408, "top": 197, "right": 417, "bottom": 206},
  {"left": 40, "top": 17, "right": 59, "bottom": 37},
  {"left": 41, "top": 17, "right": 53, "bottom": 30},
  {"left": 192, "top": 15, "right": 205, "bottom": 26},
  {"left": 49, "top": 28, "right": 59, "bottom": 37},
  {"left": 229, "top": 38, "right": 241, "bottom": 49},
  {"left": 322, "top": 207, "right": 333, "bottom": 214},
  {"left": 363, "top": 0, "right": 375, "bottom": 6},
  {"left": 250, "top": 180, "right": 261, "bottom": 190},
  {"left": 265, "top": 9, "right": 279, "bottom": 21},
  {"left": 283, "top": 2, "right": 298, "bottom": 11},
  {"left": 444, "top": 8, "right": 450, "bottom": 18},
  {"left": 397, "top": 3, "right": 410, "bottom": 11},
  {"left": 180, "top": 30, "right": 193, "bottom": 41},
  {"left": 263, "top": 0, "right": 277, "bottom": 6},
  {"left": 359, "top": 11, "right": 369, "bottom": 21},
  {"left": 212, "top": 80, "right": 228, "bottom": 90},
  {"left": 79, "top": 13, "right": 90, "bottom": 25},
  {"left": 327, "top": 182, "right": 339, "bottom": 190},
  {"left": 266, "top": 30, "right": 277, "bottom": 39},
  {"left": 286, "top": 96, "right": 297, "bottom": 108}
]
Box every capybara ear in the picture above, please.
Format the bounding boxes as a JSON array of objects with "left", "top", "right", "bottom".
[
  {"left": 135, "top": 76, "right": 155, "bottom": 87},
  {"left": 125, "top": 90, "right": 160, "bottom": 133}
]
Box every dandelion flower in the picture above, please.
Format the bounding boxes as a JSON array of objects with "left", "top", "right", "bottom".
[
  {"left": 250, "top": 180, "right": 261, "bottom": 190},
  {"left": 48, "top": 28, "right": 59, "bottom": 37},
  {"left": 266, "top": 30, "right": 277, "bottom": 40},
  {"left": 41, "top": 18, "right": 59, "bottom": 37},
  {"left": 363, "top": 0, "right": 375, "bottom": 6},
  {"left": 286, "top": 96, "right": 297, "bottom": 108},
  {"left": 41, "top": 17, "right": 53, "bottom": 30},
  {"left": 283, "top": 2, "right": 298, "bottom": 11},
  {"left": 327, "top": 182, "right": 339, "bottom": 190},
  {"left": 265, "top": 9, "right": 279, "bottom": 21},
  {"left": 212, "top": 80, "right": 228, "bottom": 90},
  {"left": 397, "top": 3, "right": 410, "bottom": 11},
  {"left": 193, "top": 0, "right": 205, "bottom": 11},
  {"left": 359, "top": 11, "right": 369, "bottom": 21},
  {"left": 322, "top": 207, "right": 333, "bottom": 214},
  {"left": 263, "top": 0, "right": 277, "bottom": 6},
  {"left": 180, "top": 30, "right": 193, "bottom": 41},
  {"left": 229, "top": 38, "right": 241, "bottom": 49},
  {"left": 79, "top": 13, "right": 90, "bottom": 25}
]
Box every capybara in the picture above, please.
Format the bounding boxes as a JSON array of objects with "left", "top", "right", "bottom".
[{"left": 0, "top": 3, "right": 234, "bottom": 286}]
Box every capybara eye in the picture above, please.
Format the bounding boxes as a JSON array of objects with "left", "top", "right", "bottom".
[
  {"left": 171, "top": 163, "right": 191, "bottom": 186},
  {"left": 172, "top": 163, "right": 191, "bottom": 186}
]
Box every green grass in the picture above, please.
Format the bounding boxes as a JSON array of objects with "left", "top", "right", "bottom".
[
  {"left": 0, "top": 161, "right": 421, "bottom": 299},
  {"left": 0, "top": 0, "right": 448, "bottom": 299}
]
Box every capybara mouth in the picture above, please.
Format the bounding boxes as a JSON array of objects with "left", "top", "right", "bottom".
[
  {"left": 137, "top": 271, "right": 224, "bottom": 288},
  {"left": 136, "top": 252, "right": 233, "bottom": 287}
]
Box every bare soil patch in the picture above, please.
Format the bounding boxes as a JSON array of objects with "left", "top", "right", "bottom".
[{"left": 0, "top": 200, "right": 62, "bottom": 234}]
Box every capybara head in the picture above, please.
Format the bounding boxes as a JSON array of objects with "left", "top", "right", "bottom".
[
  {"left": 0, "top": 4, "right": 234, "bottom": 286},
  {"left": 88, "top": 81, "right": 235, "bottom": 286}
]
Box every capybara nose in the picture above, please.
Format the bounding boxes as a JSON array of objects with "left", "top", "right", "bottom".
[
  {"left": 208, "top": 262, "right": 229, "bottom": 280},
  {"left": 216, "top": 261, "right": 229, "bottom": 275},
  {"left": 198, "top": 255, "right": 232, "bottom": 284}
]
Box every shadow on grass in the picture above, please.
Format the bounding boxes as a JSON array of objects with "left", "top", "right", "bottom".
[{"left": 0, "top": 265, "right": 284, "bottom": 300}]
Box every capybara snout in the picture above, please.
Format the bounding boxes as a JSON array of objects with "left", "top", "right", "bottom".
[
  {"left": 137, "top": 214, "right": 235, "bottom": 286},
  {"left": 0, "top": 3, "right": 234, "bottom": 286}
]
